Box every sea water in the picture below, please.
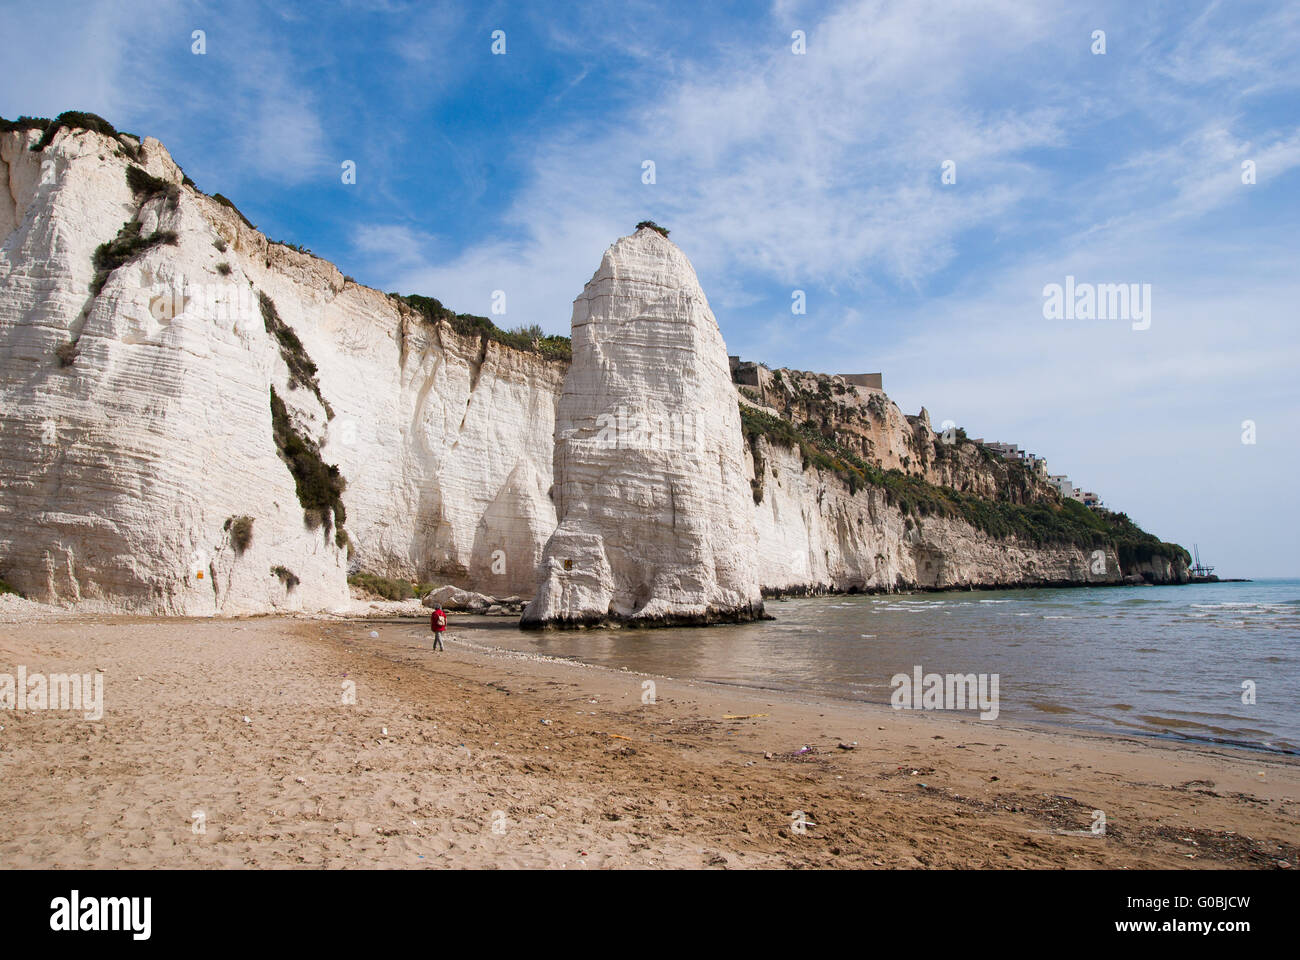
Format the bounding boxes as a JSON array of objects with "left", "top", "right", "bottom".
[{"left": 485, "top": 579, "right": 1300, "bottom": 753}]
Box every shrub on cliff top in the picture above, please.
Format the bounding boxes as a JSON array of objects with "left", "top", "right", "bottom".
[
  {"left": 30, "top": 110, "right": 120, "bottom": 151},
  {"left": 636, "top": 220, "right": 669, "bottom": 237},
  {"left": 268, "top": 238, "right": 314, "bottom": 257},
  {"left": 391, "top": 293, "right": 572, "bottom": 362},
  {"left": 0, "top": 116, "right": 52, "bottom": 136}
]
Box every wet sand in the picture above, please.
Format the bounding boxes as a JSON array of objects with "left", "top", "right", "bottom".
[{"left": 0, "top": 612, "right": 1296, "bottom": 868}]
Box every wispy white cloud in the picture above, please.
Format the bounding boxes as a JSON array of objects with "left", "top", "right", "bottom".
[
  {"left": 0, "top": 0, "right": 180, "bottom": 122},
  {"left": 375, "top": 0, "right": 1076, "bottom": 324},
  {"left": 352, "top": 224, "right": 440, "bottom": 269}
]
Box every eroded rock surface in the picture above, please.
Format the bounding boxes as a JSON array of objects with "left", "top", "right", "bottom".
[
  {"left": 0, "top": 125, "right": 561, "bottom": 613},
  {"left": 522, "top": 229, "right": 764, "bottom": 627}
]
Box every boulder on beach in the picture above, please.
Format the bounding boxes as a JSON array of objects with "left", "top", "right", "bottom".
[
  {"left": 422, "top": 585, "right": 495, "bottom": 611},
  {"left": 421, "top": 585, "right": 525, "bottom": 613}
]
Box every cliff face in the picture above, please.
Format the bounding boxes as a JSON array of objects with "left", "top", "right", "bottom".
[
  {"left": 737, "top": 372, "right": 1189, "bottom": 590},
  {"left": 0, "top": 124, "right": 561, "bottom": 613},
  {"left": 522, "top": 229, "right": 764, "bottom": 627},
  {"left": 740, "top": 367, "right": 1048, "bottom": 502},
  {"left": 0, "top": 118, "right": 1186, "bottom": 615},
  {"left": 748, "top": 437, "right": 1124, "bottom": 592}
]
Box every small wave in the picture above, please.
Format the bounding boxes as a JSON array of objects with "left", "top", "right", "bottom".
[{"left": 1028, "top": 701, "right": 1074, "bottom": 714}]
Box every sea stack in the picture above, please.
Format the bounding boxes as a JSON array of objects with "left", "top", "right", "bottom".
[{"left": 521, "top": 227, "right": 765, "bottom": 628}]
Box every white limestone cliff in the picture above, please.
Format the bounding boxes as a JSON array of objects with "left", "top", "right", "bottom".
[
  {"left": 747, "top": 435, "right": 1125, "bottom": 592},
  {"left": 521, "top": 228, "right": 764, "bottom": 627},
  {"left": 0, "top": 120, "right": 1186, "bottom": 617},
  {"left": 0, "top": 123, "right": 561, "bottom": 613}
]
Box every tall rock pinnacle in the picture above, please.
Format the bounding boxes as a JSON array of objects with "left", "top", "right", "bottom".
[{"left": 521, "top": 227, "right": 765, "bottom": 627}]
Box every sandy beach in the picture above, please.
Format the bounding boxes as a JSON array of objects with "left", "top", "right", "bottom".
[{"left": 1, "top": 607, "right": 1296, "bottom": 869}]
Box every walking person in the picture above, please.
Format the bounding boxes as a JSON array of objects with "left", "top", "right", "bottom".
[{"left": 430, "top": 605, "right": 447, "bottom": 651}]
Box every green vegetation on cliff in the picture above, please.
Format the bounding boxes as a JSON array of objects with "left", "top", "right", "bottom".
[
  {"left": 224, "top": 516, "right": 254, "bottom": 555},
  {"left": 347, "top": 572, "right": 435, "bottom": 601},
  {"left": 211, "top": 193, "right": 255, "bottom": 229},
  {"left": 28, "top": 111, "right": 117, "bottom": 149},
  {"left": 269, "top": 387, "right": 347, "bottom": 539},
  {"left": 392, "top": 293, "right": 572, "bottom": 362},
  {"left": 259, "top": 290, "right": 333, "bottom": 417},
  {"left": 125, "top": 165, "right": 179, "bottom": 209},
  {"left": 2, "top": 111, "right": 143, "bottom": 160},
  {"left": 90, "top": 221, "right": 178, "bottom": 296},
  {"left": 0, "top": 116, "right": 52, "bottom": 135},
  {"left": 739, "top": 402, "right": 1187, "bottom": 566}
]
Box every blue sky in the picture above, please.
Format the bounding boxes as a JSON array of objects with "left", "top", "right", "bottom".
[{"left": 2, "top": 0, "right": 1297, "bottom": 576}]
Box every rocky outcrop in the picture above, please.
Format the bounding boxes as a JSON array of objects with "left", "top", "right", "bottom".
[
  {"left": 0, "top": 123, "right": 562, "bottom": 613},
  {"left": 1128, "top": 556, "right": 1191, "bottom": 586},
  {"left": 521, "top": 228, "right": 764, "bottom": 627},
  {"left": 0, "top": 118, "right": 1189, "bottom": 617},
  {"left": 741, "top": 368, "right": 1044, "bottom": 502},
  {"left": 748, "top": 437, "right": 1126, "bottom": 591},
  {"left": 422, "top": 584, "right": 523, "bottom": 615}
]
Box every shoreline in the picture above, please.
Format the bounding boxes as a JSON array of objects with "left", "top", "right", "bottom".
[
  {"left": 761, "top": 577, "right": 1245, "bottom": 599},
  {"left": 367, "top": 610, "right": 1299, "bottom": 757},
  {"left": 1, "top": 613, "right": 1296, "bottom": 868},
  {"left": 453, "top": 620, "right": 1296, "bottom": 757}
]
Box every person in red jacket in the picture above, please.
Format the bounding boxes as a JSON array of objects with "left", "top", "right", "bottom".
[{"left": 430, "top": 606, "right": 447, "bottom": 651}]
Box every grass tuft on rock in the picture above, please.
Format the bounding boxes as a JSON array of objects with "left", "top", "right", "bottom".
[
  {"left": 55, "top": 341, "right": 79, "bottom": 367},
  {"left": 270, "top": 565, "right": 300, "bottom": 590},
  {"left": 224, "top": 516, "right": 254, "bottom": 555}
]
